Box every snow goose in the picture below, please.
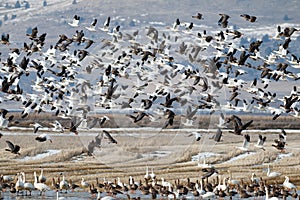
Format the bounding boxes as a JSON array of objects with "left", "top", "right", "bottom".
[
  {"left": 50, "top": 120, "right": 64, "bottom": 133},
  {"left": 236, "top": 134, "right": 250, "bottom": 152},
  {"left": 85, "top": 18, "right": 97, "bottom": 32},
  {"left": 34, "top": 171, "right": 50, "bottom": 195},
  {"left": 68, "top": 15, "right": 80, "bottom": 27},
  {"left": 100, "top": 196, "right": 116, "bottom": 200},
  {"left": 187, "top": 131, "right": 202, "bottom": 141},
  {"left": 35, "top": 133, "right": 52, "bottom": 143},
  {"left": 31, "top": 122, "right": 43, "bottom": 133},
  {"left": 172, "top": 18, "right": 181, "bottom": 31},
  {"left": 21, "top": 172, "right": 34, "bottom": 196},
  {"left": 255, "top": 134, "right": 266, "bottom": 150},
  {"left": 100, "top": 16, "right": 111, "bottom": 32}
]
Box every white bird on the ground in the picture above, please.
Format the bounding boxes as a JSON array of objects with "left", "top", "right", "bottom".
[
  {"left": 21, "top": 172, "right": 34, "bottom": 196},
  {"left": 81, "top": 177, "right": 90, "bottom": 188},
  {"left": 283, "top": 176, "right": 296, "bottom": 190},
  {"left": 266, "top": 164, "right": 281, "bottom": 178},
  {"left": 265, "top": 186, "right": 279, "bottom": 200},
  {"left": 144, "top": 166, "right": 151, "bottom": 180},
  {"left": 214, "top": 176, "right": 227, "bottom": 192},
  {"left": 197, "top": 155, "right": 213, "bottom": 168},
  {"left": 15, "top": 173, "right": 24, "bottom": 194},
  {"left": 201, "top": 191, "right": 216, "bottom": 199},
  {"left": 39, "top": 168, "right": 47, "bottom": 183},
  {"left": 150, "top": 168, "right": 156, "bottom": 180},
  {"left": 33, "top": 171, "right": 50, "bottom": 196},
  {"left": 0, "top": 174, "right": 13, "bottom": 183},
  {"left": 59, "top": 173, "right": 69, "bottom": 193}
]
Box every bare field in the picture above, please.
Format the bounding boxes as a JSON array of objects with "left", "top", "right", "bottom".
[{"left": 1, "top": 114, "right": 300, "bottom": 190}]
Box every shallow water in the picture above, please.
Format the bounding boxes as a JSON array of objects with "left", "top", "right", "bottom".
[
  {"left": 2, "top": 189, "right": 299, "bottom": 200},
  {"left": 1, "top": 190, "right": 94, "bottom": 200}
]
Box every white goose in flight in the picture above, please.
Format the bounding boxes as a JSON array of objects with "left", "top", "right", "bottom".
[{"left": 68, "top": 15, "right": 80, "bottom": 27}]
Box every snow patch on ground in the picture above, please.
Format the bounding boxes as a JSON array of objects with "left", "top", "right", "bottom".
[
  {"left": 223, "top": 152, "right": 256, "bottom": 164},
  {"left": 18, "top": 149, "right": 61, "bottom": 161}
]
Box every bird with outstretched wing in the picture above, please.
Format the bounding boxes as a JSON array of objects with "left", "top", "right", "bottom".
[
  {"left": 103, "top": 130, "right": 117, "bottom": 144},
  {"left": 5, "top": 140, "right": 21, "bottom": 155}
]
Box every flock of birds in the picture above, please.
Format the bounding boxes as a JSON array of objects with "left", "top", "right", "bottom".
[
  {"left": 0, "top": 164, "right": 299, "bottom": 200},
  {"left": 0, "top": 6, "right": 299, "bottom": 199}
]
